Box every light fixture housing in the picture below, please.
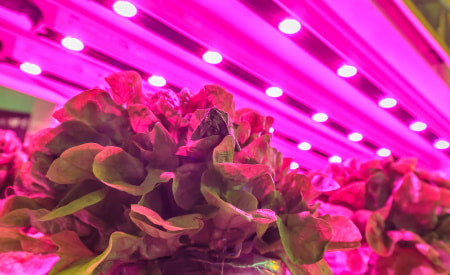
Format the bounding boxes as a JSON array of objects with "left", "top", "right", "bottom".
[
  {"left": 434, "top": 140, "right": 450, "bottom": 150},
  {"left": 312, "top": 113, "right": 328, "bottom": 122},
  {"left": 377, "top": 148, "right": 391, "bottom": 157},
  {"left": 20, "top": 62, "right": 42, "bottom": 75},
  {"left": 61, "top": 37, "right": 84, "bottom": 51},
  {"left": 328, "top": 156, "right": 342, "bottom": 163},
  {"left": 297, "top": 142, "right": 312, "bottom": 151},
  {"left": 265, "top": 87, "right": 283, "bottom": 98},
  {"left": 337, "top": 65, "right": 357, "bottom": 77},
  {"left": 147, "top": 75, "right": 167, "bottom": 87},
  {"left": 113, "top": 1, "right": 138, "bottom": 17},
  {"left": 409, "top": 121, "right": 427, "bottom": 132},
  {"left": 378, "top": 97, "right": 397, "bottom": 108},
  {"left": 278, "top": 19, "right": 301, "bottom": 34},
  {"left": 348, "top": 132, "right": 363, "bottom": 142},
  {"left": 202, "top": 51, "right": 223, "bottom": 64}
]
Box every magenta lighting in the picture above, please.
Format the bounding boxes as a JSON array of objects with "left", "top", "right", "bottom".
[
  {"left": 290, "top": 161, "right": 299, "bottom": 169},
  {"left": 297, "top": 142, "right": 311, "bottom": 151},
  {"left": 328, "top": 156, "right": 342, "bottom": 163},
  {"left": 378, "top": 97, "right": 397, "bottom": 108},
  {"left": 202, "top": 51, "right": 223, "bottom": 64},
  {"left": 278, "top": 19, "right": 301, "bottom": 34},
  {"left": 348, "top": 132, "right": 363, "bottom": 142},
  {"left": 337, "top": 65, "right": 357, "bottom": 77},
  {"left": 434, "top": 140, "right": 450, "bottom": 150},
  {"left": 265, "top": 87, "right": 283, "bottom": 97},
  {"left": 113, "top": 1, "right": 137, "bottom": 17},
  {"left": 312, "top": 112, "right": 328, "bottom": 122},
  {"left": 61, "top": 37, "right": 84, "bottom": 51},
  {"left": 19, "top": 62, "right": 42, "bottom": 75},
  {"left": 377, "top": 148, "right": 391, "bottom": 157},
  {"left": 147, "top": 75, "right": 166, "bottom": 87},
  {"left": 409, "top": 121, "right": 427, "bottom": 132},
  {"left": 269, "top": 127, "right": 274, "bottom": 134}
]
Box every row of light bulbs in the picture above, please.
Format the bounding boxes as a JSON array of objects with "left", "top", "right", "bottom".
[{"left": 17, "top": 1, "right": 450, "bottom": 169}]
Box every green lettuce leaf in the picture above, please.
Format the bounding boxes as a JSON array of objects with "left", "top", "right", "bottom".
[
  {"left": 276, "top": 212, "right": 332, "bottom": 265},
  {"left": 46, "top": 143, "right": 104, "bottom": 185},
  {"left": 104, "top": 71, "right": 143, "bottom": 106},
  {"left": 39, "top": 188, "right": 107, "bottom": 221},
  {"left": 126, "top": 104, "right": 158, "bottom": 133},
  {"left": 93, "top": 146, "right": 146, "bottom": 192}
]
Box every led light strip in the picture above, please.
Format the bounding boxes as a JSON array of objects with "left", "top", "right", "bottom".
[
  {"left": 0, "top": 56, "right": 88, "bottom": 93},
  {"left": 238, "top": 0, "right": 450, "bottom": 155}
]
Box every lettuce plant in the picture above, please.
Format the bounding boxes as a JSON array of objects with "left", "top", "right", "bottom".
[
  {"left": 0, "top": 71, "right": 361, "bottom": 274},
  {"left": 316, "top": 158, "right": 450, "bottom": 274},
  {"left": 0, "top": 130, "right": 26, "bottom": 198}
]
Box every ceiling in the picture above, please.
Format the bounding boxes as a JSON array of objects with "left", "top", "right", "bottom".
[{"left": 0, "top": 0, "right": 449, "bottom": 174}]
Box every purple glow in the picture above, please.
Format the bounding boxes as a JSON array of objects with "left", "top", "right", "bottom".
[
  {"left": 202, "top": 51, "right": 223, "bottom": 64},
  {"left": 290, "top": 161, "right": 299, "bottom": 169},
  {"left": 434, "top": 140, "right": 450, "bottom": 150},
  {"left": 265, "top": 87, "right": 283, "bottom": 97},
  {"left": 113, "top": 1, "right": 137, "bottom": 17},
  {"left": 19, "top": 62, "right": 41, "bottom": 75},
  {"left": 278, "top": 19, "right": 301, "bottom": 34},
  {"left": 329, "top": 156, "right": 342, "bottom": 163},
  {"left": 377, "top": 148, "right": 391, "bottom": 157},
  {"left": 312, "top": 112, "right": 328, "bottom": 122},
  {"left": 347, "top": 132, "right": 363, "bottom": 142},
  {"left": 147, "top": 75, "right": 166, "bottom": 87},
  {"left": 378, "top": 97, "right": 397, "bottom": 108},
  {"left": 297, "top": 142, "right": 311, "bottom": 151},
  {"left": 61, "top": 37, "right": 84, "bottom": 51},
  {"left": 409, "top": 121, "right": 427, "bottom": 132},
  {"left": 337, "top": 65, "right": 357, "bottom": 77}
]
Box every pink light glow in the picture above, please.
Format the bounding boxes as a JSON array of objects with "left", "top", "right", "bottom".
[
  {"left": 329, "top": 156, "right": 342, "bottom": 163},
  {"left": 61, "top": 37, "right": 84, "bottom": 51},
  {"left": 337, "top": 65, "right": 357, "bottom": 77},
  {"left": 434, "top": 140, "right": 449, "bottom": 150},
  {"left": 147, "top": 75, "right": 166, "bottom": 87},
  {"left": 378, "top": 97, "right": 397, "bottom": 108},
  {"left": 377, "top": 148, "right": 391, "bottom": 157},
  {"left": 312, "top": 112, "right": 328, "bottom": 122},
  {"left": 290, "top": 161, "right": 299, "bottom": 169},
  {"left": 265, "top": 87, "right": 283, "bottom": 97},
  {"left": 278, "top": 19, "right": 301, "bottom": 34},
  {"left": 19, "top": 62, "right": 41, "bottom": 75},
  {"left": 113, "top": 1, "right": 137, "bottom": 17},
  {"left": 348, "top": 132, "right": 363, "bottom": 142},
  {"left": 409, "top": 121, "right": 427, "bottom": 132},
  {"left": 202, "top": 51, "right": 223, "bottom": 64},
  {"left": 269, "top": 127, "right": 275, "bottom": 133}
]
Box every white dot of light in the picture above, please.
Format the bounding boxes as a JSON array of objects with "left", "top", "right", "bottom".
[
  {"left": 265, "top": 87, "right": 283, "bottom": 98},
  {"left": 434, "top": 140, "right": 450, "bottom": 150},
  {"left": 409, "top": 121, "right": 427, "bottom": 132},
  {"left": 328, "top": 156, "right": 342, "bottom": 163},
  {"left": 337, "top": 65, "right": 357, "bottom": 77},
  {"left": 348, "top": 132, "right": 363, "bottom": 142},
  {"left": 147, "top": 75, "right": 166, "bottom": 87},
  {"left": 290, "top": 162, "right": 299, "bottom": 170},
  {"left": 269, "top": 127, "right": 274, "bottom": 134},
  {"left": 202, "top": 51, "right": 223, "bottom": 64},
  {"left": 278, "top": 19, "right": 301, "bottom": 34},
  {"left": 377, "top": 148, "right": 391, "bottom": 157},
  {"left": 312, "top": 112, "right": 328, "bottom": 122},
  {"left": 297, "top": 142, "right": 311, "bottom": 151},
  {"left": 61, "top": 37, "right": 84, "bottom": 51},
  {"left": 113, "top": 1, "right": 137, "bottom": 17},
  {"left": 378, "top": 97, "right": 397, "bottom": 108},
  {"left": 20, "top": 62, "right": 41, "bottom": 75}
]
